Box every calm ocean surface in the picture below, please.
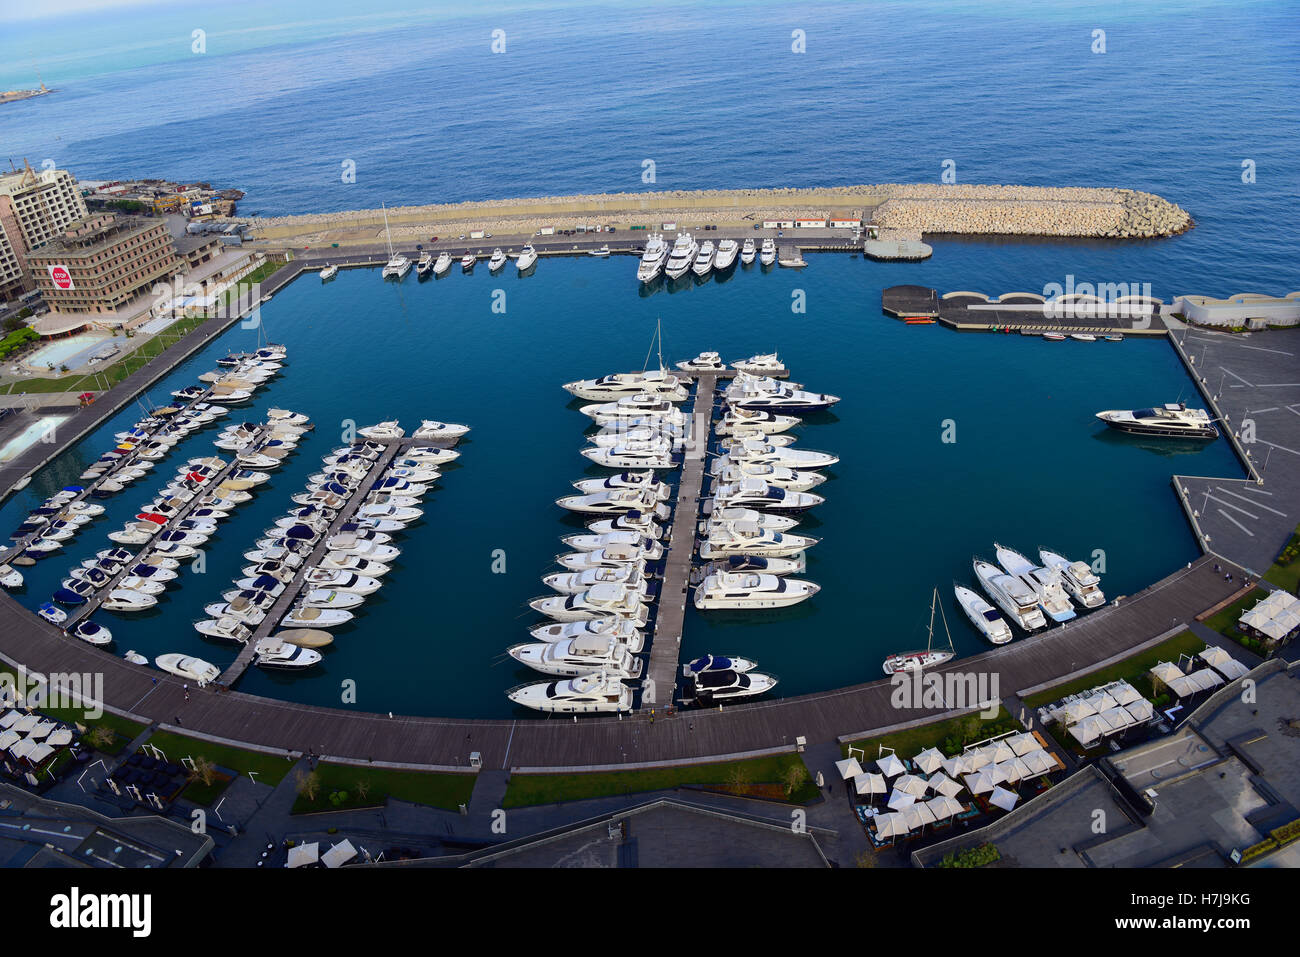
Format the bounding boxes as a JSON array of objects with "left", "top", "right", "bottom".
[{"left": 0, "top": 1, "right": 1289, "bottom": 716}]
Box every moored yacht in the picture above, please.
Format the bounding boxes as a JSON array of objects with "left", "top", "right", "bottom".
[
  {"left": 320, "top": 264, "right": 339, "bottom": 281},
  {"left": 461, "top": 252, "right": 476, "bottom": 272},
  {"left": 563, "top": 368, "right": 688, "bottom": 402},
  {"left": 700, "top": 519, "right": 817, "bottom": 558},
  {"left": 562, "top": 528, "right": 662, "bottom": 552},
  {"left": 507, "top": 671, "right": 634, "bottom": 714},
  {"left": 691, "top": 239, "right": 715, "bottom": 277},
  {"left": 690, "top": 668, "right": 778, "bottom": 702},
  {"left": 1095, "top": 402, "right": 1218, "bottom": 439},
  {"left": 740, "top": 238, "right": 756, "bottom": 264},
  {"left": 954, "top": 584, "right": 1013, "bottom": 645},
  {"left": 557, "top": 487, "right": 672, "bottom": 519},
  {"left": 675, "top": 351, "right": 726, "bottom": 372},
  {"left": 557, "top": 539, "right": 663, "bottom": 571},
  {"left": 543, "top": 562, "right": 646, "bottom": 596},
  {"left": 664, "top": 232, "right": 698, "bottom": 280},
  {"left": 530, "top": 582, "right": 650, "bottom": 625},
  {"left": 713, "top": 461, "right": 825, "bottom": 492},
  {"left": 508, "top": 635, "right": 642, "bottom": 678},
  {"left": 489, "top": 248, "right": 508, "bottom": 272},
  {"left": 155, "top": 653, "right": 220, "bottom": 685},
  {"left": 516, "top": 244, "right": 538, "bottom": 272},
  {"left": 714, "top": 239, "right": 739, "bottom": 270},
  {"left": 380, "top": 202, "right": 410, "bottom": 278},
  {"left": 711, "top": 478, "right": 823, "bottom": 514},
  {"left": 581, "top": 440, "right": 679, "bottom": 470},
  {"left": 1039, "top": 547, "right": 1106, "bottom": 608},
  {"left": 636, "top": 233, "right": 668, "bottom": 282},
  {"left": 253, "top": 637, "right": 322, "bottom": 670},
  {"left": 416, "top": 251, "right": 434, "bottom": 277},
  {"left": 693, "top": 571, "right": 818, "bottom": 610},
  {"left": 994, "top": 543, "right": 1076, "bottom": 622},
  {"left": 434, "top": 252, "right": 453, "bottom": 275},
  {"left": 974, "top": 559, "right": 1047, "bottom": 631},
  {"left": 759, "top": 238, "right": 777, "bottom": 266},
  {"left": 529, "top": 616, "right": 643, "bottom": 650}
]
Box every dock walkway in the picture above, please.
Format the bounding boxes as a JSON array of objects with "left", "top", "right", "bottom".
[
  {"left": 641, "top": 374, "right": 716, "bottom": 709},
  {"left": 220, "top": 440, "right": 405, "bottom": 684}
]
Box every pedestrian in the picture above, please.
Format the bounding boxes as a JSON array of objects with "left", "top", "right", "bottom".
[
  {"left": 649, "top": 709, "right": 655, "bottom": 725},
  {"left": 175, "top": 715, "right": 182, "bottom": 726},
  {"left": 183, "top": 683, "right": 189, "bottom": 701},
  {"left": 1214, "top": 563, "right": 1221, "bottom": 573}
]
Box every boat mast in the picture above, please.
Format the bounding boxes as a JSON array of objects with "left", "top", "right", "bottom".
[
  {"left": 935, "top": 586, "right": 954, "bottom": 651},
  {"left": 926, "top": 588, "right": 937, "bottom": 652},
  {"left": 382, "top": 202, "right": 394, "bottom": 259}
]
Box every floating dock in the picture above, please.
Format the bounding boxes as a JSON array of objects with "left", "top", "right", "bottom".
[{"left": 882, "top": 285, "right": 1169, "bottom": 336}]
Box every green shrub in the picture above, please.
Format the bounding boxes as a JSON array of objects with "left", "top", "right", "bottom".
[{"left": 938, "top": 844, "right": 1001, "bottom": 868}]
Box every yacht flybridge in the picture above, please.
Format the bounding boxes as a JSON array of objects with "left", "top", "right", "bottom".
[
  {"left": 693, "top": 571, "right": 819, "bottom": 610},
  {"left": 665, "top": 232, "right": 698, "bottom": 279},
  {"left": 740, "top": 238, "right": 756, "bottom": 264},
  {"left": 994, "top": 542, "right": 1076, "bottom": 622},
  {"left": 1039, "top": 548, "right": 1106, "bottom": 608},
  {"left": 1095, "top": 402, "right": 1218, "bottom": 439},
  {"left": 380, "top": 203, "right": 411, "bottom": 279},
  {"left": 974, "top": 559, "right": 1047, "bottom": 631},
  {"left": 759, "top": 238, "right": 777, "bottom": 266},
  {"left": 508, "top": 671, "right": 634, "bottom": 714},
  {"left": 714, "top": 239, "right": 739, "bottom": 270},
  {"left": 692, "top": 239, "right": 715, "bottom": 277},
  {"left": 508, "top": 635, "right": 642, "bottom": 678},
  {"left": 882, "top": 587, "right": 956, "bottom": 674}
]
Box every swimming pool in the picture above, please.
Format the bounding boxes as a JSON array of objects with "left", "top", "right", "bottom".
[
  {"left": 24, "top": 334, "right": 112, "bottom": 372},
  {"left": 0, "top": 415, "right": 70, "bottom": 464}
]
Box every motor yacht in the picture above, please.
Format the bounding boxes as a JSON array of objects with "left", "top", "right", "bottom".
[
  {"left": 716, "top": 407, "right": 801, "bottom": 437},
  {"left": 320, "top": 264, "right": 339, "bottom": 281},
  {"left": 557, "top": 487, "right": 672, "bottom": 520},
  {"left": 489, "top": 248, "right": 508, "bottom": 272},
  {"left": 509, "top": 636, "right": 642, "bottom": 678},
  {"left": 530, "top": 582, "right": 650, "bottom": 625},
  {"left": 507, "top": 671, "right": 634, "bottom": 714},
  {"left": 740, "top": 238, "right": 756, "bottom": 265},
  {"left": 582, "top": 393, "right": 687, "bottom": 424},
  {"left": 544, "top": 562, "right": 646, "bottom": 595},
  {"left": 636, "top": 233, "right": 669, "bottom": 282},
  {"left": 690, "top": 554, "right": 806, "bottom": 583},
  {"left": 1039, "top": 548, "right": 1106, "bottom": 608},
  {"left": 974, "top": 559, "right": 1047, "bottom": 631},
  {"left": 572, "top": 471, "right": 668, "bottom": 499},
  {"left": 664, "top": 232, "right": 698, "bottom": 280},
  {"left": 355, "top": 502, "right": 422, "bottom": 524},
  {"left": 731, "top": 353, "right": 787, "bottom": 376},
  {"left": 585, "top": 509, "right": 663, "bottom": 539},
  {"left": 433, "top": 252, "right": 453, "bottom": 275},
  {"left": 358, "top": 421, "right": 404, "bottom": 441},
  {"left": 686, "top": 653, "right": 758, "bottom": 676},
  {"left": 690, "top": 668, "right": 778, "bottom": 702},
  {"left": 156, "top": 653, "right": 220, "bottom": 685},
  {"left": 726, "top": 379, "right": 839, "bottom": 414},
  {"left": 995, "top": 543, "right": 1076, "bottom": 622},
  {"left": 700, "top": 520, "right": 817, "bottom": 558},
  {"left": 778, "top": 248, "right": 807, "bottom": 268},
  {"left": 529, "top": 616, "right": 643, "bottom": 650},
  {"left": 254, "top": 637, "right": 322, "bottom": 670},
  {"left": 720, "top": 438, "right": 838, "bottom": 469},
  {"left": 759, "top": 238, "right": 777, "bottom": 266},
  {"left": 582, "top": 441, "right": 679, "bottom": 470},
  {"left": 1094, "top": 402, "right": 1218, "bottom": 439},
  {"left": 302, "top": 569, "right": 383, "bottom": 595},
  {"left": 714, "top": 239, "right": 739, "bottom": 270},
  {"left": 299, "top": 588, "right": 364, "bottom": 610},
  {"left": 563, "top": 369, "right": 688, "bottom": 403},
  {"left": 693, "top": 571, "right": 818, "bottom": 610},
  {"left": 411, "top": 420, "right": 470, "bottom": 442},
  {"left": 588, "top": 424, "right": 682, "bottom": 449},
  {"left": 0, "top": 563, "right": 23, "bottom": 589},
  {"left": 692, "top": 239, "right": 715, "bottom": 277},
  {"left": 713, "top": 462, "right": 825, "bottom": 492},
  {"left": 461, "top": 253, "right": 476, "bottom": 272},
  {"left": 317, "top": 552, "right": 391, "bottom": 577},
  {"left": 589, "top": 244, "right": 611, "bottom": 258},
  {"left": 416, "top": 252, "right": 434, "bottom": 277},
  {"left": 702, "top": 506, "right": 799, "bottom": 533},
  {"left": 281, "top": 605, "right": 354, "bottom": 628},
  {"left": 516, "top": 244, "right": 538, "bottom": 272},
  {"left": 711, "top": 478, "right": 824, "bottom": 514},
  {"left": 675, "top": 351, "right": 726, "bottom": 372},
  {"left": 102, "top": 589, "right": 158, "bottom": 612},
  {"left": 38, "top": 602, "right": 67, "bottom": 624},
  {"left": 71, "top": 620, "right": 112, "bottom": 646},
  {"left": 954, "top": 584, "right": 1013, "bottom": 645},
  {"left": 557, "top": 539, "right": 664, "bottom": 571},
  {"left": 195, "top": 615, "right": 256, "bottom": 643}
]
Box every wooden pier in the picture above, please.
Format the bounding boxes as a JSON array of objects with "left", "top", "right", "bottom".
[
  {"left": 220, "top": 439, "right": 406, "bottom": 684},
  {"left": 640, "top": 373, "right": 716, "bottom": 710}
]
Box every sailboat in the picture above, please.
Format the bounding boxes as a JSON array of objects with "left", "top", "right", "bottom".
[
  {"left": 881, "top": 587, "right": 956, "bottom": 675},
  {"left": 380, "top": 203, "right": 411, "bottom": 279}
]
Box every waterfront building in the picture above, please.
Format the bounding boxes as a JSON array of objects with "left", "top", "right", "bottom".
[
  {"left": 26, "top": 212, "right": 181, "bottom": 315},
  {"left": 0, "top": 164, "right": 89, "bottom": 302}
]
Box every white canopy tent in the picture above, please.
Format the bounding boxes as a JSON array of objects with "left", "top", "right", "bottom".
[
  {"left": 0, "top": 710, "right": 20, "bottom": 730},
  {"left": 1068, "top": 717, "right": 1104, "bottom": 748},
  {"left": 25, "top": 742, "right": 54, "bottom": 765},
  {"left": 1004, "top": 732, "right": 1041, "bottom": 756},
  {"left": 988, "top": 785, "right": 1019, "bottom": 812},
  {"left": 1108, "top": 682, "right": 1143, "bottom": 707},
  {"left": 941, "top": 755, "right": 966, "bottom": 778},
  {"left": 321, "top": 839, "right": 358, "bottom": 868},
  {"left": 963, "top": 770, "right": 996, "bottom": 795},
  {"left": 893, "top": 774, "right": 929, "bottom": 798},
  {"left": 995, "top": 758, "right": 1031, "bottom": 784},
  {"left": 924, "top": 795, "right": 964, "bottom": 821},
  {"left": 45, "top": 729, "right": 74, "bottom": 748},
  {"left": 0, "top": 730, "right": 19, "bottom": 751},
  {"left": 900, "top": 801, "right": 938, "bottom": 832},
  {"left": 1020, "top": 749, "right": 1057, "bottom": 776},
  {"left": 872, "top": 813, "right": 911, "bottom": 841},
  {"left": 927, "top": 773, "right": 964, "bottom": 798},
  {"left": 287, "top": 842, "right": 320, "bottom": 868},
  {"left": 913, "top": 748, "right": 944, "bottom": 775},
  {"left": 835, "top": 757, "right": 864, "bottom": 781},
  {"left": 854, "top": 772, "right": 887, "bottom": 796},
  {"left": 26, "top": 721, "right": 54, "bottom": 741},
  {"left": 1198, "top": 647, "right": 1250, "bottom": 681},
  {"left": 887, "top": 789, "right": 917, "bottom": 812},
  {"left": 876, "top": 753, "right": 906, "bottom": 778}
]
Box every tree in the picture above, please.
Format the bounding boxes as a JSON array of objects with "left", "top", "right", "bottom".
[
  {"left": 355, "top": 779, "right": 371, "bottom": 801},
  {"left": 189, "top": 755, "right": 217, "bottom": 787},
  {"left": 85, "top": 725, "right": 116, "bottom": 751},
  {"left": 782, "top": 761, "right": 810, "bottom": 798},
  {"left": 295, "top": 768, "right": 321, "bottom": 803}
]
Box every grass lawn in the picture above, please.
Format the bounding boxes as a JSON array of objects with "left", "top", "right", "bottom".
[
  {"left": 503, "top": 753, "right": 817, "bottom": 809},
  {"left": 1022, "top": 630, "right": 1206, "bottom": 709},
  {"left": 291, "top": 763, "right": 478, "bottom": 814},
  {"left": 1201, "top": 587, "right": 1268, "bottom": 638},
  {"left": 142, "top": 730, "right": 293, "bottom": 786},
  {"left": 1263, "top": 525, "right": 1300, "bottom": 594},
  {"left": 180, "top": 770, "right": 237, "bottom": 806},
  {"left": 842, "top": 707, "right": 1018, "bottom": 761},
  {"left": 0, "top": 665, "right": 145, "bottom": 755}
]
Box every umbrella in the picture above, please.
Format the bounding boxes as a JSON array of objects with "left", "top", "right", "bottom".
[
  {"left": 941, "top": 755, "right": 966, "bottom": 778},
  {"left": 8, "top": 738, "right": 35, "bottom": 760},
  {"left": 287, "top": 842, "right": 320, "bottom": 868},
  {"left": 893, "top": 774, "right": 928, "bottom": 798},
  {"left": 1058, "top": 699, "right": 1098, "bottom": 724},
  {"left": 901, "top": 802, "right": 937, "bottom": 831},
  {"left": 913, "top": 747, "right": 944, "bottom": 775},
  {"left": 1109, "top": 682, "right": 1142, "bottom": 707},
  {"left": 1068, "top": 717, "right": 1103, "bottom": 747},
  {"left": 875, "top": 753, "right": 906, "bottom": 778},
  {"left": 873, "top": 813, "right": 911, "bottom": 840},
  {"left": 963, "top": 747, "right": 993, "bottom": 772},
  {"left": 988, "top": 741, "right": 1015, "bottom": 763},
  {"left": 1004, "top": 732, "right": 1040, "bottom": 756},
  {"left": 26, "top": 721, "right": 55, "bottom": 741},
  {"left": 0, "top": 730, "right": 19, "bottom": 750},
  {"left": 0, "top": 710, "right": 20, "bottom": 730},
  {"left": 982, "top": 762, "right": 1009, "bottom": 787},
  {"left": 853, "top": 772, "right": 887, "bottom": 796},
  {"left": 887, "top": 789, "right": 917, "bottom": 811},
  {"left": 1021, "top": 749, "right": 1056, "bottom": 775},
  {"left": 927, "top": 772, "right": 964, "bottom": 798},
  {"left": 11, "top": 714, "right": 38, "bottom": 734},
  {"left": 996, "top": 758, "right": 1031, "bottom": 784},
  {"left": 45, "top": 729, "right": 73, "bottom": 747},
  {"left": 835, "top": 757, "right": 863, "bottom": 781},
  {"left": 1124, "top": 699, "right": 1155, "bottom": 723},
  {"left": 963, "top": 770, "right": 995, "bottom": 795},
  {"left": 988, "top": 785, "right": 1019, "bottom": 812},
  {"left": 322, "top": 839, "right": 357, "bottom": 868},
  {"left": 25, "top": 742, "right": 54, "bottom": 765},
  {"left": 924, "top": 795, "right": 964, "bottom": 820}
]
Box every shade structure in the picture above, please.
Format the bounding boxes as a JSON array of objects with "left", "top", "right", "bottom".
[
  {"left": 45, "top": 729, "right": 74, "bottom": 747},
  {"left": 995, "top": 758, "right": 1031, "bottom": 784},
  {"left": 1068, "top": 717, "right": 1103, "bottom": 747},
  {"left": 0, "top": 730, "right": 19, "bottom": 750},
  {"left": 962, "top": 748, "right": 993, "bottom": 772},
  {"left": 924, "top": 795, "right": 964, "bottom": 820},
  {"left": 1108, "top": 682, "right": 1143, "bottom": 707},
  {"left": 1149, "top": 661, "right": 1184, "bottom": 687},
  {"left": 25, "top": 742, "right": 54, "bottom": 765},
  {"left": 1198, "top": 647, "right": 1250, "bottom": 681},
  {"left": 10, "top": 714, "right": 38, "bottom": 734},
  {"left": 927, "top": 772, "right": 964, "bottom": 798},
  {"left": 893, "top": 773, "right": 929, "bottom": 798},
  {"left": 1004, "top": 732, "right": 1040, "bottom": 756},
  {"left": 876, "top": 753, "right": 906, "bottom": 778},
  {"left": 8, "top": 738, "right": 35, "bottom": 760},
  {"left": 988, "top": 785, "right": 1019, "bottom": 812},
  {"left": 287, "top": 842, "right": 320, "bottom": 868},
  {"left": 964, "top": 771, "right": 995, "bottom": 795},
  {"left": 941, "top": 755, "right": 966, "bottom": 778},
  {"left": 913, "top": 747, "right": 944, "bottom": 775},
  {"left": 1021, "top": 749, "right": 1056, "bottom": 775},
  {"left": 988, "top": 741, "right": 1015, "bottom": 763},
  {"left": 1058, "top": 699, "right": 1097, "bottom": 724},
  {"left": 26, "top": 721, "right": 55, "bottom": 741},
  {"left": 853, "top": 772, "right": 887, "bottom": 796},
  {"left": 1088, "top": 693, "right": 1120, "bottom": 715},
  {"left": 900, "top": 801, "right": 937, "bottom": 831},
  {"left": 322, "top": 839, "right": 358, "bottom": 868},
  {"left": 887, "top": 789, "right": 917, "bottom": 811},
  {"left": 1099, "top": 707, "right": 1135, "bottom": 733},
  {"left": 835, "top": 757, "right": 864, "bottom": 781},
  {"left": 0, "top": 710, "right": 20, "bottom": 729},
  {"left": 873, "top": 812, "right": 911, "bottom": 840},
  {"left": 982, "top": 762, "right": 1008, "bottom": 786}
]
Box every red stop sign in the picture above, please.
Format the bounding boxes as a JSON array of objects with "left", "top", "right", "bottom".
[{"left": 49, "top": 265, "right": 73, "bottom": 290}]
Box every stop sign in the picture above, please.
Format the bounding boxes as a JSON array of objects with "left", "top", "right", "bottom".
[{"left": 47, "top": 265, "right": 74, "bottom": 290}]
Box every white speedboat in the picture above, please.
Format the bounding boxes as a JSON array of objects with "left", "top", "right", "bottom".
[
  {"left": 711, "top": 478, "right": 823, "bottom": 514},
  {"left": 102, "top": 589, "right": 158, "bottom": 612},
  {"left": 461, "top": 253, "right": 476, "bottom": 272},
  {"left": 195, "top": 616, "right": 255, "bottom": 643},
  {"left": 254, "top": 637, "right": 322, "bottom": 670},
  {"left": 281, "top": 605, "right": 354, "bottom": 628},
  {"left": 416, "top": 252, "right": 434, "bottom": 277},
  {"left": 317, "top": 552, "right": 391, "bottom": 577},
  {"left": 0, "top": 564, "right": 23, "bottom": 589},
  {"left": 974, "top": 559, "right": 1047, "bottom": 631},
  {"left": 433, "top": 252, "right": 453, "bottom": 275},
  {"left": 700, "top": 520, "right": 817, "bottom": 558},
  {"left": 156, "top": 653, "right": 220, "bottom": 685},
  {"left": 563, "top": 369, "right": 688, "bottom": 402},
  {"left": 759, "top": 238, "right": 776, "bottom": 266},
  {"left": 714, "top": 239, "right": 739, "bottom": 270},
  {"left": 692, "top": 239, "right": 715, "bottom": 277},
  {"left": 664, "top": 232, "right": 698, "bottom": 280},
  {"left": 954, "top": 584, "right": 1013, "bottom": 645},
  {"left": 411, "top": 420, "right": 470, "bottom": 442},
  {"left": 995, "top": 543, "right": 1076, "bottom": 622},
  {"left": 509, "top": 636, "right": 642, "bottom": 678},
  {"left": 588, "top": 425, "right": 682, "bottom": 449},
  {"left": 722, "top": 438, "right": 838, "bottom": 470},
  {"left": 557, "top": 539, "right": 663, "bottom": 571},
  {"left": 691, "top": 668, "right": 778, "bottom": 702},
  {"left": 589, "top": 244, "right": 611, "bottom": 258},
  {"left": 714, "top": 462, "right": 825, "bottom": 492},
  {"left": 489, "top": 248, "right": 508, "bottom": 272},
  {"left": 326, "top": 533, "right": 400, "bottom": 564},
  {"left": 544, "top": 563, "right": 645, "bottom": 595},
  {"left": 529, "top": 616, "right": 643, "bottom": 650},
  {"left": 38, "top": 602, "right": 67, "bottom": 625},
  {"left": 70, "top": 620, "right": 112, "bottom": 646},
  {"left": 516, "top": 244, "right": 538, "bottom": 272},
  {"left": 694, "top": 571, "right": 818, "bottom": 610},
  {"left": 675, "top": 351, "right": 726, "bottom": 372},
  {"left": 530, "top": 582, "right": 649, "bottom": 625},
  {"left": 740, "top": 238, "right": 756, "bottom": 265},
  {"left": 123, "top": 650, "right": 149, "bottom": 665},
  {"left": 320, "top": 264, "right": 339, "bottom": 281},
  {"left": 557, "top": 487, "right": 671, "bottom": 519},
  {"left": 508, "top": 671, "right": 633, "bottom": 714},
  {"left": 302, "top": 569, "right": 383, "bottom": 595},
  {"left": 300, "top": 588, "right": 364, "bottom": 610},
  {"left": 1095, "top": 402, "right": 1218, "bottom": 439},
  {"left": 356, "top": 503, "right": 422, "bottom": 524},
  {"left": 636, "top": 233, "right": 668, "bottom": 282},
  {"left": 1039, "top": 548, "right": 1106, "bottom": 608}
]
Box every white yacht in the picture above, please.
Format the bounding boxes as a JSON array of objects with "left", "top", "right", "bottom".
[
  {"left": 516, "top": 244, "right": 538, "bottom": 272},
  {"left": 759, "top": 238, "right": 777, "bottom": 266},
  {"left": 691, "top": 554, "right": 806, "bottom": 583},
  {"left": 1039, "top": 548, "right": 1106, "bottom": 608},
  {"left": 102, "top": 589, "right": 158, "bottom": 612},
  {"left": 0, "top": 563, "right": 23, "bottom": 589},
  {"left": 974, "top": 559, "right": 1047, "bottom": 631},
  {"left": 589, "top": 244, "right": 611, "bottom": 258},
  {"left": 995, "top": 543, "right": 1076, "bottom": 622},
  {"left": 582, "top": 442, "right": 678, "bottom": 470},
  {"left": 557, "top": 539, "right": 663, "bottom": 571},
  {"left": 507, "top": 671, "right": 634, "bottom": 714},
  {"left": 556, "top": 487, "right": 672, "bottom": 519},
  {"left": 563, "top": 369, "right": 688, "bottom": 402},
  {"left": 692, "top": 239, "right": 715, "bottom": 277},
  {"left": 713, "top": 462, "right": 826, "bottom": 492},
  {"left": 690, "top": 668, "right": 778, "bottom": 702},
  {"left": 253, "top": 637, "right": 322, "bottom": 670},
  {"left": 380, "top": 203, "right": 411, "bottom": 279},
  {"left": 508, "top": 636, "right": 642, "bottom": 678},
  {"left": 582, "top": 393, "right": 687, "bottom": 424},
  {"left": 562, "top": 528, "right": 662, "bottom": 552},
  {"left": 778, "top": 248, "right": 807, "bottom": 268},
  {"left": 320, "top": 264, "right": 339, "bottom": 281},
  {"left": 714, "top": 239, "right": 739, "bottom": 270},
  {"left": 543, "top": 563, "right": 645, "bottom": 596},
  {"left": 489, "top": 248, "right": 508, "bottom": 272},
  {"left": 572, "top": 471, "right": 668, "bottom": 500},
  {"left": 636, "top": 233, "right": 669, "bottom": 282},
  {"left": 416, "top": 251, "right": 434, "bottom": 277},
  {"left": 716, "top": 407, "right": 800, "bottom": 437},
  {"left": 664, "top": 232, "right": 698, "bottom": 280},
  {"left": 155, "top": 653, "right": 220, "bottom": 686},
  {"left": 358, "top": 421, "right": 404, "bottom": 441},
  {"left": 700, "top": 520, "right": 817, "bottom": 558},
  {"left": 433, "top": 252, "right": 453, "bottom": 275},
  {"left": 530, "top": 582, "right": 650, "bottom": 626},
  {"left": 954, "top": 584, "right": 1013, "bottom": 645},
  {"left": 711, "top": 478, "right": 824, "bottom": 514},
  {"left": 412, "top": 420, "right": 470, "bottom": 442},
  {"left": 740, "top": 238, "right": 756, "bottom": 265},
  {"left": 675, "top": 351, "right": 726, "bottom": 372},
  {"left": 722, "top": 438, "right": 837, "bottom": 470},
  {"left": 726, "top": 379, "right": 840, "bottom": 414},
  {"left": 1095, "top": 402, "right": 1218, "bottom": 439},
  {"left": 587, "top": 424, "right": 682, "bottom": 449},
  {"left": 70, "top": 620, "right": 112, "bottom": 646},
  {"left": 281, "top": 605, "right": 354, "bottom": 628},
  {"left": 461, "top": 252, "right": 476, "bottom": 272},
  {"left": 732, "top": 353, "right": 786, "bottom": 376},
  {"left": 702, "top": 506, "right": 798, "bottom": 533},
  {"left": 694, "top": 571, "right": 819, "bottom": 610},
  {"left": 882, "top": 588, "right": 957, "bottom": 674},
  {"left": 585, "top": 510, "right": 663, "bottom": 539},
  {"left": 529, "top": 616, "right": 643, "bottom": 650},
  {"left": 302, "top": 569, "right": 383, "bottom": 595},
  {"left": 195, "top": 616, "right": 255, "bottom": 643}
]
